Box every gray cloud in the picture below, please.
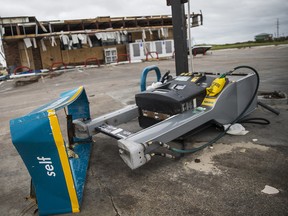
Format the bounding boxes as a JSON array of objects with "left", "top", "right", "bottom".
[
  {"left": 191, "top": 0, "right": 288, "bottom": 43},
  {"left": 0, "top": 0, "right": 287, "bottom": 44},
  {"left": 1, "top": 0, "right": 287, "bottom": 66}
]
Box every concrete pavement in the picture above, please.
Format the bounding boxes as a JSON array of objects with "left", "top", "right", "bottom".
[{"left": 0, "top": 45, "right": 287, "bottom": 216}]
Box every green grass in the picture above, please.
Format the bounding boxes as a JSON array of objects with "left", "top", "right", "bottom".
[{"left": 200, "top": 41, "right": 288, "bottom": 50}]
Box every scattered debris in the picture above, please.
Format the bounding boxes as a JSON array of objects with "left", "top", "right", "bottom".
[
  {"left": 224, "top": 123, "right": 249, "bottom": 135},
  {"left": 146, "top": 82, "right": 163, "bottom": 91},
  {"left": 261, "top": 185, "right": 279, "bottom": 195},
  {"left": 259, "top": 91, "right": 286, "bottom": 99},
  {"left": 77, "top": 68, "right": 84, "bottom": 73},
  {"left": 0, "top": 74, "right": 9, "bottom": 81},
  {"left": 15, "top": 77, "right": 40, "bottom": 86},
  {"left": 239, "top": 148, "right": 246, "bottom": 153},
  {"left": 67, "top": 149, "right": 79, "bottom": 159},
  {"left": 194, "top": 158, "right": 201, "bottom": 163},
  {"left": 258, "top": 91, "right": 288, "bottom": 105},
  {"left": 252, "top": 139, "right": 258, "bottom": 142}
]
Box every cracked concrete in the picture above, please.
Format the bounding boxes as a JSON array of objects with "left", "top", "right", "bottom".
[{"left": 0, "top": 45, "right": 288, "bottom": 216}]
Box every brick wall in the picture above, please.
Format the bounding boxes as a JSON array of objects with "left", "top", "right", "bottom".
[
  {"left": 3, "top": 40, "right": 21, "bottom": 73},
  {"left": 3, "top": 40, "right": 43, "bottom": 71}
]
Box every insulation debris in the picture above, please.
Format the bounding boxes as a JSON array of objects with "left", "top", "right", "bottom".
[{"left": 261, "top": 185, "right": 279, "bottom": 195}]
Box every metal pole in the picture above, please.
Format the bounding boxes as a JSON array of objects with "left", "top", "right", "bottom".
[
  {"left": 169, "top": 0, "right": 189, "bottom": 76},
  {"left": 187, "top": 0, "right": 194, "bottom": 72}
]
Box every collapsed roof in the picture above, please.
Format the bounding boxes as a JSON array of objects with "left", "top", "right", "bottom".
[{"left": 0, "top": 15, "right": 173, "bottom": 39}]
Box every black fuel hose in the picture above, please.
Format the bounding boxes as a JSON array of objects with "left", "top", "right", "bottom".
[
  {"left": 238, "top": 117, "right": 270, "bottom": 125},
  {"left": 171, "top": 65, "right": 261, "bottom": 154}
]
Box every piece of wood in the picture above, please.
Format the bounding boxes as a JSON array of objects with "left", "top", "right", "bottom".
[
  {"left": 39, "top": 38, "right": 62, "bottom": 69},
  {"left": 18, "top": 41, "right": 35, "bottom": 70}
]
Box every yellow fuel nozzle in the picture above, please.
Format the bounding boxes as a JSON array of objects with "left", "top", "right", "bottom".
[{"left": 206, "top": 74, "right": 226, "bottom": 97}]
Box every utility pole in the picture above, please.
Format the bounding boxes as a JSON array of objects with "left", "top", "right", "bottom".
[{"left": 276, "top": 18, "right": 279, "bottom": 38}]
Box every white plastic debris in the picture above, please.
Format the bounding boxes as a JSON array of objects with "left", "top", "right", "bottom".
[
  {"left": 146, "top": 82, "right": 163, "bottom": 90},
  {"left": 224, "top": 123, "right": 249, "bottom": 135},
  {"left": 23, "top": 38, "right": 32, "bottom": 48},
  {"left": 239, "top": 149, "right": 246, "bottom": 153},
  {"left": 252, "top": 139, "right": 258, "bottom": 142},
  {"left": 261, "top": 185, "right": 279, "bottom": 195}
]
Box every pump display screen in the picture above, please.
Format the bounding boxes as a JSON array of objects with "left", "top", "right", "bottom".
[{"left": 173, "top": 84, "right": 186, "bottom": 90}]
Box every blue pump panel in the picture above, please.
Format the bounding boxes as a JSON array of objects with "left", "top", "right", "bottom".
[{"left": 10, "top": 86, "right": 92, "bottom": 215}]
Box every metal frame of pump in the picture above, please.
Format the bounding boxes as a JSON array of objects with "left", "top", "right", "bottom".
[
  {"left": 10, "top": 64, "right": 278, "bottom": 215},
  {"left": 74, "top": 65, "right": 262, "bottom": 169}
]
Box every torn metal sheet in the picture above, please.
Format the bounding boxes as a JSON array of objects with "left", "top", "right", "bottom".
[{"left": 10, "top": 86, "right": 92, "bottom": 215}]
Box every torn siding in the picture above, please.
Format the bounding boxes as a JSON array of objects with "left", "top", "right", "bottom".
[{"left": 0, "top": 15, "right": 174, "bottom": 71}]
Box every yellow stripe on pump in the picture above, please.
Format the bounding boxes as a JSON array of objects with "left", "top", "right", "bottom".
[
  {"left": 68, "top": 86, "right": 84, "bottom": 103},
  {"left": 201, "top": 97, "right": 217, "bottom": 107},
  {"left": 48, "top": 109, "right": 80, "bottom": 213}
]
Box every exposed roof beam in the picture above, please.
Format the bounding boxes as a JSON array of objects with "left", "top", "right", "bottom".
[{"left": 2, "top": 25, "right": 173, "bottom": 40}]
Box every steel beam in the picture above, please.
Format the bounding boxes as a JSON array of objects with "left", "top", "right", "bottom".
[{"left": 168, "top": 0, "right": 189, "bottom": 75}]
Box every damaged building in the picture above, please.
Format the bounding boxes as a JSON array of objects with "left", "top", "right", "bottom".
[{"left": 0, "top": 15, "right": 174, "bottom": 73}]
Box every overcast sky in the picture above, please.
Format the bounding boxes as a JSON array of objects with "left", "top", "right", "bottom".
[{"left": 1, "top": 0, "right": 288, "bottom": 66}]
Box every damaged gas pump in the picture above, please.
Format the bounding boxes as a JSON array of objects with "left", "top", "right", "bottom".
[{"left": 10, "top": 63, "right": 277, "bottom": 215}]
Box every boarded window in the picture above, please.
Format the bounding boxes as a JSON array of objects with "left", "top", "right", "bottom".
[
  {"left": 155, "top": 41, "right": 163, "bottom": 54},
  {"left": 132, "top": 44, "right": 140, "bottom": 57},
  {"left": 166, "top": 41, "right": 172, "bottom": 53}
]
